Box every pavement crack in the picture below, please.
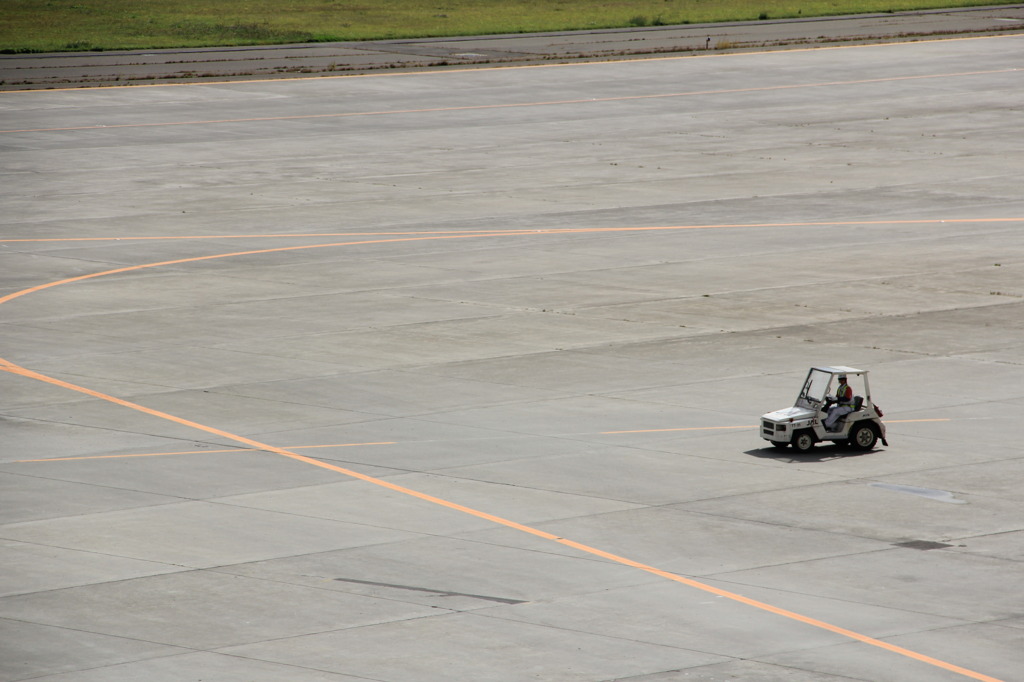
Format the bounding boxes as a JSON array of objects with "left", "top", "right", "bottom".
[{"left": 332, "top": 577, "right": 526, "bottom": 604}]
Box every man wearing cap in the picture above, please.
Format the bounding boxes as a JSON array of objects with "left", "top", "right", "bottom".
[{"left": 824, "top": 374, "right": 855, "bottom": 431}]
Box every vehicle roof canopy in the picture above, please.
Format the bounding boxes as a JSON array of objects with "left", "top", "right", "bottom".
[{"left": 812, "top": 366, "right": 866, "bottom": 375}]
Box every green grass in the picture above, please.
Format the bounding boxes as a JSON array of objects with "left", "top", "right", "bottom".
[{"left": 1, "top": 0, "right": 1017, "bottom": 53}]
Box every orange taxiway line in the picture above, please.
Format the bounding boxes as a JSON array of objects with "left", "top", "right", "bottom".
[
  {"left": 9, "top": 419, "right": 952, "bottom": 462},
  {"left": 1, "top": 217, "right": 1021, "bottom": 244},
  {"left": 1, "top": 67, "right": 1017, "bottom": 134},
  {"left": 0, "top": 230, "right": 553, "bottom": 308},
  {"left": 604, "top": 418, "right": 951, "bottom": 434},
  {"left": 0, "top": 229, "right": 1003, "bottom": 682},
  {"left": 603, "top": 425, "right": 755, "bottom": 434}
]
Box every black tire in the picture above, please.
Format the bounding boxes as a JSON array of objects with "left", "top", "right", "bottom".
[
  {"left": 792, "top": 430, "right": 816, "bottom": 453},
  {"left": 850, "top": 423, "right": 878, "bottom": 450}
]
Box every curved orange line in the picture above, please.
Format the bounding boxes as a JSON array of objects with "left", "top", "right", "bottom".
[
  {"left": 0, "top": 226, "right": 1004, "bottom": 682},
  {"left": 4, "top": 216, "right": 1019, "bottom": 245},
  {"left": 1, "top": 217, "right": 1022, "bottom": 243},
  {"left": 0, "top": 231, "right": 534, "bottom": 308}
]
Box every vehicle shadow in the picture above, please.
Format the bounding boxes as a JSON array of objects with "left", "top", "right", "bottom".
[{"left": 744, "top": 444, "right": 875, "bottom": 463}]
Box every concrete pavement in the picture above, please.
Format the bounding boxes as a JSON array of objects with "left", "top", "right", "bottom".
[{"left": 1, "top": 30, "right": 1023, "bottom": 682}]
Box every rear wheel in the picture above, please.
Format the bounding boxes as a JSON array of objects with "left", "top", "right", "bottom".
[
  {"left": 792, "top": 430, "right": 816, "bottom": 453},
  {"left": 851, "top": 423, "right": 878, "bottom": 450}
]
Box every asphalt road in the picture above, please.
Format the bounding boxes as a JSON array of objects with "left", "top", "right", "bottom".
[
  {"left": 1, "top": 16, "right": 1023, "bottom": 682},
  {"left": 1, "top": 4, "right": 1023, "bottom": 89}
]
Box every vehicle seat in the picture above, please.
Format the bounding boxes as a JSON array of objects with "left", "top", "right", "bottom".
[{"left": 853, "top": 395, "right": 864, "bottom": 411}]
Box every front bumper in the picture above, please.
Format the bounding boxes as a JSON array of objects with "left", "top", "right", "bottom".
[
  {"left": 760, "top": 406, "right": 816, "bottom": 443},
  {"left": 761, "top": 419, "right": 789, "bottom": 442}
]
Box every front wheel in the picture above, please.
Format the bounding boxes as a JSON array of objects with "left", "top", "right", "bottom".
[
  {"left": 792, "top": 430, "right": 817, "bottom": 453},
  {"left": 850, "top": 423, "right": 878, "bottom": 450}
]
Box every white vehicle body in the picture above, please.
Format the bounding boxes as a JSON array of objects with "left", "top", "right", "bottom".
[{"left": 760, "top": 366, "right": 888, "bottom": 452}]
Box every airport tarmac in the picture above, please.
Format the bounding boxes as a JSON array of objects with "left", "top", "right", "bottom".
[{"left": 1, "top": 28, "right": 1023, "bottom": 682}]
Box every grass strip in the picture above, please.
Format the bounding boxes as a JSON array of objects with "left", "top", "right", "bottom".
[{"left": 2, "top": 0, "right": 1019, "bottom": 53}]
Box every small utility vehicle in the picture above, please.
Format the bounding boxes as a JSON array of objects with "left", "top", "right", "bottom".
[{"left": 760, "top": 366, "right": 887, "bottom": 452}]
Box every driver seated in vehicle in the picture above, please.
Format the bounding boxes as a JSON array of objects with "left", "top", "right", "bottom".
[{"left": 824, "top": 374, "right": 855, "bottom": 431}]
